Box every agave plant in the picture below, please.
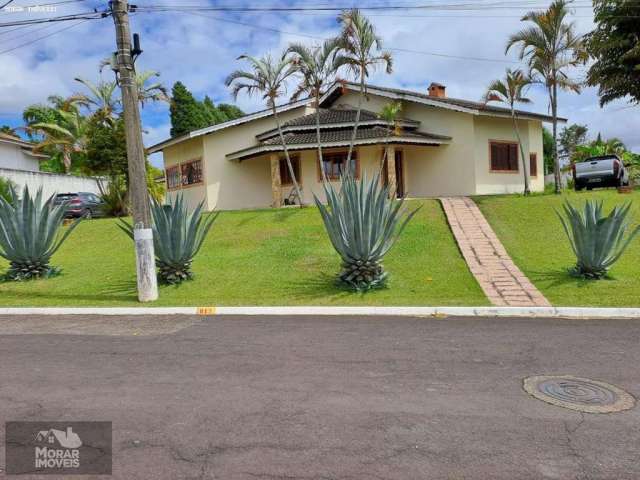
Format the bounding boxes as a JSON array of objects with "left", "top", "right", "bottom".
[
  {"left": 557, "top": 200, "right": 640, "bottom": 279},
  {"left": 119, "top": 195, "right": 218, "bottom": 285},
  {"left": 0, "top": 186, "right": 81, "bottom": 281},
  {"left": 314, "top": 172, "right": 419, "bottom": 291}
]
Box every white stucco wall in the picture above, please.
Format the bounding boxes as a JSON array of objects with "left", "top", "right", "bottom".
[
  {"left": 0, "top": 168, "right": 103, "bottom": 200},
  {"left": 0, "top": 142, "right": 41, "bottom": 172},
  {"left": 473, "top": 116, "right": 544, "bottom": 195}
]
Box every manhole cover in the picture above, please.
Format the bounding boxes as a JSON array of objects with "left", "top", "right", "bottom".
[{"left": 523, "top": 375, "right": 635, "bottom": 413}]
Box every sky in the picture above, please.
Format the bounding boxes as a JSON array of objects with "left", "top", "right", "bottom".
[{"left": 1, "top": 0, "right": 639, "bottom": 169}]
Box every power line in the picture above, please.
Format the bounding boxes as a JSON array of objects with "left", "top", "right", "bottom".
[
  {"left": 0, "top": 18, "right": 89, "bottom": 55},
  {"left": 0, "top": 9, "right": 107, "bottom": 27},
  {"left": 175, "top": 9, "right": 521, "bottom": 64},
  {"left": 0, "top": 0, "right": 16, "bottom": 10}
]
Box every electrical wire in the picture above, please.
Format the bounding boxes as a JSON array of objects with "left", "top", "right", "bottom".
[{"left": 0, "top": 18, "right": 90, "bottom": 55}]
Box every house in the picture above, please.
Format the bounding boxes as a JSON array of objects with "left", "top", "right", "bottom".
[
  {"left": 0, "top": 132, "right": 47, "bottom": 171},
  {"left": 148, "top": 82, "right": 565, "bottom": 211},
  {"left": 0, "top": 132, "right": 104, "bottom": 199}
]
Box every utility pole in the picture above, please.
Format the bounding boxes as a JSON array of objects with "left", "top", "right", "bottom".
[{"left": 110, "top": 0, "right": 158, "bottom": 302}]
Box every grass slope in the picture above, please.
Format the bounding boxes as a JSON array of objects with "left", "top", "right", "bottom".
[
  {"left": 476, "top": 190, "right": 640, "bottom": 307},
  {"left": 0, "top": 200, "right": 488, "bottom": 307}
]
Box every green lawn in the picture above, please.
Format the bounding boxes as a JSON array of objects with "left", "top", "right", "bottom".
[
  {"left": 0, "top": 200, "right": 488, "bottom": 307},
  {"left": 475, "top": 190, "right": 640, "bottom": 307}
]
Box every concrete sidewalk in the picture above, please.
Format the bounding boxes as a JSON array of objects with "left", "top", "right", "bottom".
[{"left": 0, "top": 314, "right": 638, "bottom": 479}]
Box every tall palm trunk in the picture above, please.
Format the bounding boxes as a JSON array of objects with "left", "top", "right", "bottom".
[
  {"left": 272, "top": 104, "right": 303, "bottom": 206},
  {"left": 62, "top": 149, "right": 72, "bottom": 174},
  {"left": 510, "top": 109, "right": 530, "bottom": 195},
  {"left": 345, "top": 75, "right": 365, "bottom": 175},
  {"left": 551, "top": 78, "right": 561, "bottom": 194},
  {"left": 315, "top": 91, "right": 328, "bottom": 183}
]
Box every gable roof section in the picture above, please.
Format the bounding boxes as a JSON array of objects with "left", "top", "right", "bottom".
[
  {"left": 256, "top": 108, "right": 419, "bottom": 141},
  {"left": 148, "top": 81, "right": 564, "bottom": 153},
  {"left": 146, "top": 97, "right": 311, "bottom": 154},
  {"left": 0, "top": 133, "right": 48, "bottom": 159},
  {"left": 320, "top": 82, "right": 566, "bottom": 123},
  {"left": 227, "top": 126, "right": 450, "bottom": 161}
]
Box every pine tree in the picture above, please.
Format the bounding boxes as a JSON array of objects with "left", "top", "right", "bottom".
[
  {"left": 217, "top": 103, "right": 244, "bottom": 121},
  {"left": 169, "top": 81, "right": 208, "bottom": 137},
  {"left": 202, "top": 96, "right": 227, "bottom": 125}
]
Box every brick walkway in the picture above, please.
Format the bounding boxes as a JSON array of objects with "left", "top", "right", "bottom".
[{"left": 440, "top": 197, "right": 550, "bottom": 307}]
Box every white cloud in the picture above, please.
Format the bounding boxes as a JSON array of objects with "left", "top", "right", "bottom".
[{"left": 1, "top": 0, "right": 638, "bottom": 157}]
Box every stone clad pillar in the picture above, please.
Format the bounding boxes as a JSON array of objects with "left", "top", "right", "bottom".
[
  {"left": 270, "top": 154, "right": 282, "bottom": 208},
  {"left": 385, "top": 145, "right": 397, "bottom": 199}
]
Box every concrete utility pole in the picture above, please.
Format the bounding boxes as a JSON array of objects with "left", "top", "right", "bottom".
[{"left": 111, "top": 0, "right": 158, "bottom": 302}]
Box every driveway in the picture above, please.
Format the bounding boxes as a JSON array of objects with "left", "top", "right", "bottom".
[{"left": 0, "top": 314, "right": 639, "bottom": 479}]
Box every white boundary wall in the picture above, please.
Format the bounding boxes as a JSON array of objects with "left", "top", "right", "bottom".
[{"left": 0, "top": 168, "right": 105, "bottom": 199}]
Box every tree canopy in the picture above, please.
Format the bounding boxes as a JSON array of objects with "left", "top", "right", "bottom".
[
  {"left": 586, "top": 0, "right": 640, "bottom": 106},
  {"left": 169, "top": 82, "right": 244, "bottom": 137}
]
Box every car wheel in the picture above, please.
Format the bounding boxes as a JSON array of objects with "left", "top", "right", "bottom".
[{"left": 83, "top": 209, "right": 92, "bottom": 219}]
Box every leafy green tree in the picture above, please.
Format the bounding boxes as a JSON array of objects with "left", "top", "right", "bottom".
[
  {"left": 559, "top": 124, "right": 588, "bottom": 160},
  {"left": 0, "top": 126, "right": 15, "bottom": 135},
  {"left": 169, "top": 81, "right": 209, "bottom": 137},
  {"left": 72, "top": 77, "right": 120, "bottom": 120},
  {"left": 136, "top": 70, "right": 170, "bottom": 108},
  {"left": 202, "top": 96, "right": 227, "bottom": 125},
  {"left": 586, "top": 0, "right": 640, "bottom": 106},
  {"left": 543, "top": 127, "right": 554, "bottom": 174},
  {"left": 217, "top": 103, "right": 244, "bottom": 121},
  {"left": 85, "top": 116, "right": 128, "bottom": 178},
  {"left": 484, "top": 68, "right": 533, "bottom": 195},
  {"left": 506, "top": 0, "right": 587, "bottom": 194}
]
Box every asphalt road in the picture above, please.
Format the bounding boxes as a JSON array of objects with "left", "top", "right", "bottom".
[{"left": 1, "top": 314, "right": 639, "bottom": 480}]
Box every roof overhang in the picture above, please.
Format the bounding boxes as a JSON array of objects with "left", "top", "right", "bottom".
[
  {"left": 146, "top": 97, "right": 311, "bottom": 154},
  {"left": 227, "top": 136, "right": 450, "bottom": 161},
  {"left": 319, "top": 82, "right": 567, "bottom": 123},
  {"left": 256, "top": 118, "right": 420, "bottom": 141}
]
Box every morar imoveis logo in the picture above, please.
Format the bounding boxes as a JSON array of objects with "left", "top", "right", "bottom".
[{"left": 33, "top": 427, "right": 82, "bottom": 469}]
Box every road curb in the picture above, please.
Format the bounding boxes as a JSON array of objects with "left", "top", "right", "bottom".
[{"left": 0, "top": 306, "right": 639, "bottom": 319}]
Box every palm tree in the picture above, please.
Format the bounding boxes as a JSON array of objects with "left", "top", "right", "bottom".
[
  {"left": 225, "top": 53, "right": 303, "bottom": 205},
  {"left": 484, "top": 69, "right": 533, "bottom": 195},
  {"left": 336, "top": 8, "right": 392, "bottom": 172},
  {"left": 29, "top": 101, "right": 88, "bottom": 174},
  {"left": 73, "top": 77, "right": 120, "bottom": 121},
  {"left": 506, "top": 0, "right": 586, "bottom": 194},
  {"left": 136, "top": 70, "right": 170, "bottom": 108},
  {"left": 286, "top": 38, "right": 342, "bottom": 183},
  {"left": 378, "top": 101, "right": 402, "bottom": 177}
]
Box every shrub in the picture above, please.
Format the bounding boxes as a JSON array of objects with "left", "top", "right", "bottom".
[
  {"left": 98, "top": 175, "right": 128, "bottom": 217},
  {"left": 119, "top": 195, "right": 218, "bottom": 284},
  {"left": 0, "top": 186, "right": 81, "bottom": 280},
  {"left": 557, "top": 200, "right": 640, "bottom": 279},
  {"left": 314, "top": 172, "right": 419, "bottom": 291},
  {"left": 0, "top": 177, "right": 15, "bottom": 204}
]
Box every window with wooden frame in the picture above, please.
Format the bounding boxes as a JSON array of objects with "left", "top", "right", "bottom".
[
  {"left": 320, "top": 151, "right": 359, "bottom": 181},
  {"left": 181, "top": 159, "right": 203, "bottom": 186},
  {"left": 529, "top": 153, "right": 538, "bottom": 177},
  {"left": 489, "top": 141, "right": 519, "bottom": 172},
  {"left": 166, "top": 165, "right": 181, "bottom": 190},
  {"left": 279, "top": 155, "right": 301, "bottom": 186}
]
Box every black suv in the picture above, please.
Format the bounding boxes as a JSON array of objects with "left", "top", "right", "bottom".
[{"left": 54, "top": 192, "right": 105, "bottom": 219}]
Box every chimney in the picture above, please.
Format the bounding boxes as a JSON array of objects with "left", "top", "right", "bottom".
[{"left": 428, "top": 82, "right": 446, "bottom": 98}]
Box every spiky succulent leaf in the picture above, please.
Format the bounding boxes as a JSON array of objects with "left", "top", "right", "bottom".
[
  {"left": 314, "top": 172, "right": 419, "bottom": 291},
  {"left": 0, "top": 185, "right": 81, "bottom": 280},
  {"left": 119, "top": 194, "right": 218, "bottom": 284},
  {"left": 557, "top": 199, "right": 640, "bottom": 279}
]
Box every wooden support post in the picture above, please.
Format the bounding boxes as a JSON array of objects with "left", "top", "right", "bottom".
[
  {"left": 270, "top": 154, "right": 282, "bottom": 208},
  {"left": 385, "top": 145, "right": 397, "bottom": 199}
]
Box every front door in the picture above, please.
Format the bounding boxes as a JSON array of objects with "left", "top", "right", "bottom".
[{"left": 394, "top": 150, "right": 404, "bottom": 198}]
